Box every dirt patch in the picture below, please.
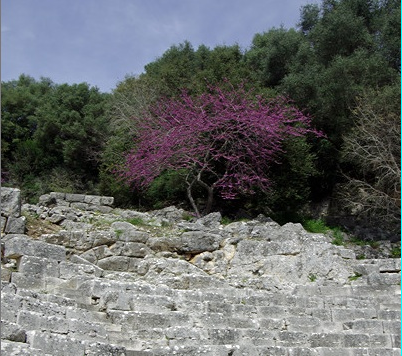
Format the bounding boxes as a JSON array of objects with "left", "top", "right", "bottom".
[{"left": 24, "top": 213, "right": 62, "bottom": 239}]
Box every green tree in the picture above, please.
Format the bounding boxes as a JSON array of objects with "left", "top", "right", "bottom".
[
  {"left": 1, "top": 75, "right": 54, "bottom": 179},
  {"left": 33, "top": 83, "right": 109, "bottom": 186},
  {"left": 245, "top": 27, "right": 305, "bottom": 87}
]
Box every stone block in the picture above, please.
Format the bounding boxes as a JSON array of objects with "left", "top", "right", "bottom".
[
  {"left": 83, "top": 195, "right": 102, "bottom": 205},
  {"left": 343, "top": 334, "right": 370, "bottom": 347},
  {"left": 208, "top": 328, "right": 241, "bottom": 345},
  {"left": 1, "top": 320, "right": 27, "bottom": 342},
  {"left": 97, "top": 256, "right": 130, "bottom": 271},
  {"left": 286, "top": 316, "right": 321, "bottom": 333},
  {"left": 1, "top": 187, "right": 21, "bottom": 217},
  {"left": 110, "top": 241, "right": 153, "bottom": 258},
  {"left": 59, "top": 261, "right": 103, "bottom": 279},
  {"left": 18, "top": 310, "right": 69, "bottom": 334},
  {"left": 309, "top": 333, "right": 343, "bottom": 348},
  {"left": 65, "top": 193, "right": 86, "bottom": 202},
  {"left": 18, "top": 255, "right": 59, "bottom": 278},
  {"left": 179, "top": 231, "right": 223, "bottom": 253},
  {"left": 111, "top": 221, "right": 150, "bottom": 243},
  {"left": 26, "top": 330, "right": 85, "bottom": 355},
  {"left": 89, "top": 230, "right": 116, "bottom": 248},
  {"left": 4, "top": 235, "right": 66, "bottom": 261},
  {"left": 100, "top": 195, "right": 114, "bottom": 206},
  {"left": 84, "top": 342, "right": 126, "bottom": 356},
  {"left": 11, "top": 272, "right": 45, "bottom": 290},
  {"left": 276, "top": 331, "right": 309, "bottom": 347},
  {"left": 69, "top": 254, "right": 104, "bottom": 277}
]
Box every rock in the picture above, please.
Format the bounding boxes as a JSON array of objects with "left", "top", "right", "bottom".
[
  {"left": 3, "top": 234, "right": 66, "bottom": 261},
  {"left": 1, "top": 187, "right": 21, "bottom": 218},
  {"left": 111, "top": 221, "right": 150, "bottom": 243},
  {"left": 4, "top": 216, "right": 26, "bottom": 234}
]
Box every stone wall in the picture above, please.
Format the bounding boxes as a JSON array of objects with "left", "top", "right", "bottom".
[{"left": 1, "top": 188, "right": 401, "bottom": 355}]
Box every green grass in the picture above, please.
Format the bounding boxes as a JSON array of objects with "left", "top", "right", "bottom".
[
  {"left": 303, "top": 219, "right": 346, "bottom": 246},
  {"left": 391, "top": 246, "right": 401, "bottom": 258},
  {"left": 126, "top": 217, "right": 146, "bottom": 226},
  {"left": 348, "top": 272, "right": 363, "bottom": 281},
  {"left": 308, "top": 273, "right": 317, "bottom": 282},
  {"left": 303, "top": 219, "right": 330, "bottom": 233}
]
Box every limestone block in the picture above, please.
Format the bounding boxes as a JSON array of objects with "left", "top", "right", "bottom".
[
  {"left": 97, "top": 256, "right": 130, "bottom": 271},
  {"left": 18, "top": 310, "right": 69, "bottom": 334},
  {"left": 38, "top": 194, "right": 57, "bottom": 207},
  {"left": 59, "top": 261, "right": 103, "bottom": 279},
  {"left": 65, "top": 193, "right": 86, "bottom": 203},
  {"left": 197, "top": 211, "right": 222, "bottom": 228},
  {"left": 1, "top": 187, "right": 21, "bottom": 218},
  {"left": 84, "top": 342, "right": 126, "bottom": 356},
  {"left": 111, "top": 221, "right": 150, "bottom": 243},
  {"left": 5, "top": 216, "right": 26, "bottom": 234},
  {"left": 89, "top": 230, "right": 116, "bottom": 248},
  {"left": 178, "top": 231, "right": 223, "bottom": 253},
  {"left": 81, "top": 245, "right": 113, "bottom": 263},
  {"left": 49, "top": 192, "right": 66, "bottom": 200},
  {"left": 4, "top": 235, "right": 66, "bottom": 261},
  {"left": 83, "top": 195, "right": 102, "bottom": 205},
  {"left": 11, "top": 272, "right": 45, "bottom": 290},
  {"left": 86, "top": 204, "right": 113, "bottom": 214},
  {"left": 18, "top": 255, "right": 59, "bottom": 278},
  {"left": 69, "top": 254, "right": 104, "bottom": 277},
  {"left": 26, "top": 330, "right": 86, "bottom": 356},
  {"left": 99, "top": 195, "right": 114, "bottom": 206},
  {"left": 208, "top": 328, "right": 241, "bottom": 345},
  {"left": 110, "top": 241, "right": 153, "bottom": 258},
  {"left": 70, "top": 202, "right": 89, "bottom": 210},
  {"left": 1, "top": 320, "right": 27, "bottom": 342}
]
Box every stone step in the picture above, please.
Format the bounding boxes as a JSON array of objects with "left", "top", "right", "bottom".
[
  {"left": 17, "top": 310, "right": 110, "bottom": 343},
  {"left": 25, "top": 330, "right": 128, "bottom": 356},
  {"left": 0, "top": 340, "right": 53, "bottom": 356}
]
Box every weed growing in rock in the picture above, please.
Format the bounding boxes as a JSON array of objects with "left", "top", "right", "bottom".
[
  {"left": 126, "top": 217, "right": 146, "bottom": 226},
  {"left": 303, "top": 219, "right": 329, "bottom": 233},
  {"left": 348, "top": 272, "right": 363, "bottom": 281}
]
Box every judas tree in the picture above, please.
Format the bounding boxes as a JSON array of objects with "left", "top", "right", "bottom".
[{"left": 119, "top": 84, "right": 320, "bottom": 217}]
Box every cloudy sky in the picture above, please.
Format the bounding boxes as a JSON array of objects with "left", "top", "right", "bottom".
[{"left": 2, "top": 0, "right": 315, "bottom": 92}]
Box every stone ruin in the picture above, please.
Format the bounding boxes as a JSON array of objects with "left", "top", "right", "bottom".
[{"left": 1, "top": 187, "right": 401, "bottom": 355}]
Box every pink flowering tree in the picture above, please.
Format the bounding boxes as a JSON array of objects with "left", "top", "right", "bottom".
[{"left": 119, "top": 84, "right": 321, "bottom": 217}]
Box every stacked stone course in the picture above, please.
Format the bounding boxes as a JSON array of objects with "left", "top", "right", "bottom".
[{"left": 1, "top": 187, "right": 400, "bottom": 355}]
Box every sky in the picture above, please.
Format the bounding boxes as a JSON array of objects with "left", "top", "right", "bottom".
[{"left": 2, "top": 0, "right": 315, "bottom": 93}]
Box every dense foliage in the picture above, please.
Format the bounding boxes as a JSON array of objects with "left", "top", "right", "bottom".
[
  {"left": 2, "top": 0, "right": 400, "bottom": 232},
  {"left": 118, "top": 84, "right": 321, "bottom": 217}
]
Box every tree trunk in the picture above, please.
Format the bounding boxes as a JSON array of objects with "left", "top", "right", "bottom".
[{"left": 186, "top": 177, "right": 201, "bottom": 218}]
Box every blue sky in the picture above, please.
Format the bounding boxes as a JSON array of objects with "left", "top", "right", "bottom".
[{"left": 2, "top": 0, "right": 315, "bottom": 92}]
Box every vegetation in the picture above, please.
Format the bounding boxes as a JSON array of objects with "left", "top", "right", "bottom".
[{"left": 2, "top": 0, "right": 400, "bottom": 236}]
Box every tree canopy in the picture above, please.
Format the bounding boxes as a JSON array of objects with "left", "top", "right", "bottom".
[{"left": 118, "top": 84, "right": 321, "bottom": 217}]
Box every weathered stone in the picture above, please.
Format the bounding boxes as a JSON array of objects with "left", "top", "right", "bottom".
[
  {"left": 38, "top": 194, "right": 57, "bottom": 207},
  {"left": 1, "top": 320, "right": 27, "bottom": 342},
  {"left": 97, "top": 256, "right": 130, "bottom": 271},
  {"left": 65, "top": 193, "right": 86, "bottom": 203},
  {"left": 111, "top": 221, "right": 150, "bottom": 243},
  {"left": 178, "top": 231, "right": 224, "bottom": 253},
  {"left": 4, "top": 216, "right": 26, "bottom": 234},
  {"left": 110, "top": 241, "right": 153, "bottom": 258},
  {"left": 1, "top": 187, "right": 21, "bottom": 218},
  {"left": 4, "top": 235, "right": 66, "bottom": 261}
]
